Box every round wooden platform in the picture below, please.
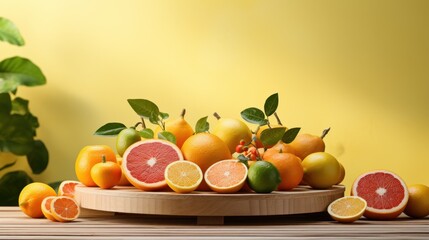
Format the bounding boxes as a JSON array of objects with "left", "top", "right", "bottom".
[{"left": 75, "top": 185, "right": 345, "bottom": 221}]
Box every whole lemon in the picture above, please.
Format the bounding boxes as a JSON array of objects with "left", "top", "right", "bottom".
[
  {"left": 404, "top": 184, "right": 429, "bottom": 218},
  {"left": 212, "top": 116, "right": 252, "bottom": 154},
  {"left": 302, "top": 152, "right": 340, "bottom": 189},
  {"left": 19, "top": 182, "right": 57, "bottom": 218}
]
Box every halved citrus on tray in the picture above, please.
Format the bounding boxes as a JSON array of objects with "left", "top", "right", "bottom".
[
  {"left": 122, "top": 139, "right": 184, "bottom": 191},
  {"left": 204, "top": 159, "right": 248, "bottom": 193},
  {"left": 41, "top": 196, "right": 58, "bottom": 221},
  {"left": 351, "top": 170, "right": 409, "bottom": 220},
  {"left": 327, "top": 196, "right": 367, "bottom": 223},
  {"left": 50, "top": 196, "right": 80, "bottom": 222},
  {"left": 165, "top": 161, "right": 203, "bottom": 193},
  {"left": 58, "top": 180, "right": 80, "bottom": 198}
]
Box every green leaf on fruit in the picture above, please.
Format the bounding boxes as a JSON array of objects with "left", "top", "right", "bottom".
[
  {"left": 140, "top": 128, "right": 154, "bottom": 139},
  {"left": 0, "top": 17, "right": 25, "bottom": 46},
  {"left": 157, "top": 131, "right": 176, "bottom": 144},
  {"left": 94, "top": 122, "right": 126, "bottom": 136},
  {"left": 159, "top": 112, "right": 169, "bottom": 120},
  {"left": 264, "top": 93, "right": 278, "bottom": 117},
  {"left": 241, "top": 107, "right": 266, "bottom": 125},
  {"left": 0, "top": 57, "right": 46, "bottom": 93},
  {"left": 127, "top": 99, "right": 160, "bottom": 118},
  {"left": 26, "top": 140, "right": 48, "bottom": 174},
  {"left": 195, "top": 116, "right": 209, "bottom": 133},
  {"left": 260, "top": 127, "right": 286, "bottom": 147},
  {"left": 282, "top": 127, "right": 301, "bottom": 144}
]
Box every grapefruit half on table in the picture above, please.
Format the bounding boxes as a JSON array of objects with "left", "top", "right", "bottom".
[
  {"left": 122, "top": 139, "right": 184, "bottom": 191},
  {"left": 351, "top": 170, "right": 409, "bottom": 220}
]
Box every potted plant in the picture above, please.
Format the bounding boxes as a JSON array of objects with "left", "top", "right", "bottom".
[{"left": 0, "top": 17, "right": 49, "bottom": 205}]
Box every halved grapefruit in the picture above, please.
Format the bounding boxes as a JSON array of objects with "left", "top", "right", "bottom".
[
  {"left": 351, "top": 170, "right": 409, "bottom": 220},
  {"left": 58, "top": 180, "right": 80, "bottom": 198},
  {"left": 122, "top": 139, "right": 184, "bottom": 191}
]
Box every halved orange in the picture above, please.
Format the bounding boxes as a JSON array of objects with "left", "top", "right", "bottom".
[
  {"left": 165, "top": 161, "right": 203, "bottom": 193},
  {"left": 327, "top": 196, "right": 367, "bottom": 223},
  {"left": 204, "top": 159, "right": 248, "bottom": 193},
  {"left": 58, "top": 180, "right": 80, "bottom": 198},
  {"left": 50, "top": 196, "right": 80, "bottom": 222}
]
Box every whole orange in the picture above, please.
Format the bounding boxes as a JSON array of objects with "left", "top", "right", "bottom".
[
  {"left": 75, "top": 145, "right": 117, "bottom": 187},
  {"left": 265, "top": 152, "right": 304, "bottom": 191},
  {"left": 262, "top": 141, "right": 297, "bottom": 161},
  {"left": 19, "top": 182, "right": 57, "bottom": 218},
  {"left": 90, "top": 156, "right": 122, "bottom": 189},
  {"left": 181, "top": 133, "right": 231, "bottom": 190},
  {"left": 404, "top": 184, "right": 429, "bottom": 218}
]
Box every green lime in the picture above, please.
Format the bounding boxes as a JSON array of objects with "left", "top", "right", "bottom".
[
  {"left": 116, "top": 128, "right": 141, "bottom": 156},
  {"left": 247, "top": 160, "right": 281, "bottom": 193}
]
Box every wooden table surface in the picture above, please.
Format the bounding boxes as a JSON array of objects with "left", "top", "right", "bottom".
[{"left": 1, "top": 207, "right": 429, "bottom": 239}]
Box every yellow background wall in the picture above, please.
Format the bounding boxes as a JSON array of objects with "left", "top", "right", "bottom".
[{"left": 2, "top": 0, "right": 429, "bottom": 191}]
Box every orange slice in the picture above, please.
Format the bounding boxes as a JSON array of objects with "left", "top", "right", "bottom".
[
  {"left": 50, "top": 196, "right": 80, "bottom": 222},
  {"left": 327, "top": 196, "right": 367, "bottom": 223},
  {"left": 58, "top": 180, "right": 80, "bottom": 198},
  {"left": 165, "top": 161, "right": 203, "bottom": 193},
  {"left": 204, "top": 159, "right": 248, "bottom": 193},
  {"left": 41, "top": 196, "right": 57, "bottom": 221}
]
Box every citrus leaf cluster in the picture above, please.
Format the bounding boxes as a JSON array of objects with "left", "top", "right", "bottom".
[
  {"left": 93, "top": 99, "right": 176, "bottom": 144},
  {"left": 240, "top": 93, "right": 301, "bottom": 148}
]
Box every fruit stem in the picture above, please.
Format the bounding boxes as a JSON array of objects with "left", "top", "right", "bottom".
[
  {"left": 134, "top": 122, "right": 142, "bottom": 129},
  {"left": 101, "top": 155, "right": 106, "bottom": 163},
  {"left": 321, "top": 127, "right": 331, "bottom": 139},
  {"left": 213, "top": 112, "right": 221, "bottom": 120},
  {"left": 140, "top": 117, "right": 147, "bottom": 129},
  {"left": 181, "top": 109, "right": 186, "bottom": 119},
  {"left": 274, "top": 112, "right": 283, "bottom": 126}
]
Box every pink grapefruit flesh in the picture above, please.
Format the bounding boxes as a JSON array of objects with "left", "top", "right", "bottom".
[
  {"left": 351, "top": 170, "right": 408, "bottom": 220},
  {"left": 122, "top": 140, "right": 184, "bottom": 191}
]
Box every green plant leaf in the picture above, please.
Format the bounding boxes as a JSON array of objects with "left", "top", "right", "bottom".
[
  {"left": 26, "top": 140, "right": 48, "bottom": 174},
  {"left": 0, "top": 17, "right": 25, "bottom": 46},
  {"left": 0, "top": 159, "right": 17, "bottom": 171},
  {"left": 0, "top": 114, "right": 34, "bottom": 155},
  {"left": 264, "top": 93, "right": 279, "bottom": 117},
  {"left": 0, "top": 57, "right": 46, "bottom": 93},
  {"left": 282, "top": 127, "right": 301, "bottom": 144},
  {"left": 241, "top": 107, "right": 266, "bottom": 125},
  {"left": 127, "top": 99, "right": 160, "bottom": 118},
  {"left": 11, "top": 97, "right": 39, "bottom": 134},
  {"left": 94, "top": 122, "right": 126, "bottom": 136},
  {"left": 157, "top": 131, "right": 176, "bottom": 144},
  {"left": 149, "top": 112, "right": 160, "bottom": 125},
  {"left": 159, "top": 112, "right": 169, "bottom": 120},
  {"left": 195, "top": 116, "right": 209, "bottom": 133},
  {"left": 260, "top": 127, "right": 286, "bottom": 147},
  {"left": 0, "top": 170, "right": 33, "bottom": 206},
  {"left": 0, "top": 92, "right": 11, "bottom": 116},
  {"left": 140, "top": 128, "right": 154, "bottom": 139}
]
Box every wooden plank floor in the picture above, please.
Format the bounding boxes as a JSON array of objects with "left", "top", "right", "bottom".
[{"left": 1, "top": 207, "right": 429, "bottom": 239}]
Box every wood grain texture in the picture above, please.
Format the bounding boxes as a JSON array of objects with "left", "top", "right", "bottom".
[
  {"left": 74, "top": 185, "right": 345, "bottom": 217},
  {"left": 1, "top": 207, "right": 429, "bottom": 239}
]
